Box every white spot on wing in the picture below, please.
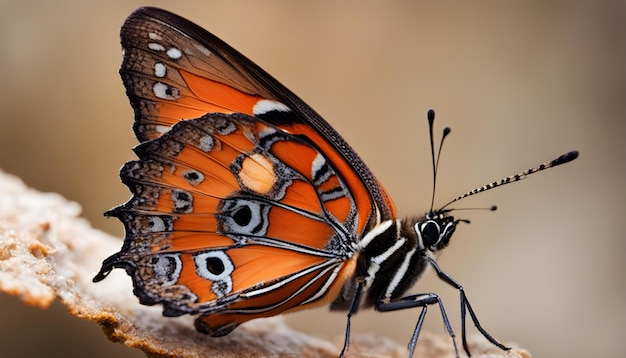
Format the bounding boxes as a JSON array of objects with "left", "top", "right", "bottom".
[
  {"left": 167, "top": 47, "right": 182, "bottom": 60},
  {"left": 154, "top": 63, "right": 166, "bottom": 78},
  {"left": 148, "top": 216, "right": 166, "bottom": 232},
  {"left": 153, "top": 82, "right": 180, "bottom": 100},
  {"left": 171, "top": 189, "right": 193, "bottom": 213},
  {"left": 148, "top": 32, "right": 162, "bottom": 40},
  {"left": 253, "top": 100, "right": 291, "bottom": 115},
  {"left": 311, "top": 153, "right": 332, "bottom": 185},
  {"left": 148, "top": 43, "right": 165, "bottom": 51},
  {"left": 155, "top": 125, "right": 171, "bottom": 134},
  {"left": 199, "top": 135, "right": 214, "bottom": 152},
  {"left": 312, "top": 153, "right": 326, "bottom": 175},
  {"left": 154, "top": 254, "right": 182, "bottom": 286},
  {"left": 182, "top": 169, "right": 205, "bottom": 186},
  {"left": 194, "top": 43, "right": 212, "bottom": 56},
  {"left": 259, "top": 126, "right": 278, "bottom": 138}
]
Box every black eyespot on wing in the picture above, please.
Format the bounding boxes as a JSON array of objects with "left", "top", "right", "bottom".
[
  {"left": 206, "top": 257, "right": 225, "bottom": 275},
  {"left": 233, "top": 205, "right": 252, "bottom": 226}
]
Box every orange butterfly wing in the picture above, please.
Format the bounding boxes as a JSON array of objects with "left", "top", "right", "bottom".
[
  {"left": 95, "top": 7, "right": 396, "bottom": 335},
  {"left": 100, "top": 113, "right": 359, "bottom": 334},
  {"left": 120, "top": 7, "right": 396, "bottom": 228}
]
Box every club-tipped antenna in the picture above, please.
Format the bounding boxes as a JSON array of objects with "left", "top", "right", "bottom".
[
  {"left": 440, "top": 150, "right": 579, "bottom": 210},
  {"left": 428, "top": 109, "right": 451, "bottom": 212}
]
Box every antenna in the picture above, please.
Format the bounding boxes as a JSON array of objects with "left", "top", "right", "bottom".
[
  {"left": 440, "top": 150, "right": 579, "bottom": 210},
  {"left": 428, "top": 109, "right": 451, "bottom": 212}
]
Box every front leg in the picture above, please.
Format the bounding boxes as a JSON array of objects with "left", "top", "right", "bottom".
[
  {"left": 427, "top": 256, "right": 511, "bottom": 356},
  {"left": 375, "top": 292, "right": 459, "bottom": 358}
]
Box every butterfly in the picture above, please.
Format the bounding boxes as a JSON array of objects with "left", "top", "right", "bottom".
[{"left": 93, "top": 7, "right": 578, "bottom": 357}]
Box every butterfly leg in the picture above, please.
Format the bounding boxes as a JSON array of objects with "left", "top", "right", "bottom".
[
  {"left": 426, "top": 256, "right": 511, "bottom": 356},
  {"left": 339, "top": 281, "right": 364, "bottom": 358},
  {"left": 376, "top": 292, "right": 459, "bottom": 358}
]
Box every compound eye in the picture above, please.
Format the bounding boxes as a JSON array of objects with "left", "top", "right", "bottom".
[
  {"left": 419, "top": 220, "right": 441, "bottom": 247},
  {"left": 442, "top": 222, "right": 456, "bottom": 240}
]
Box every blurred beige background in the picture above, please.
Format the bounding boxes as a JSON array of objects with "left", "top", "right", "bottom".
[{"left": 1, "top": 1, "right": 624, "bottom": 357}]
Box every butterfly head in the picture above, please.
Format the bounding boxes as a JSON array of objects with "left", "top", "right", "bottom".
[
  {"left": 416, "top": 211, "right": 455, "bottom": 251},
  {"left": 414, "top": 209, "right": 471, "bottom": 252}
]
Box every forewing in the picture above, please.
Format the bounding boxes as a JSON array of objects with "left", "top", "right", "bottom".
[{"left": 120, "top": 6, "right": 396, "bottom": 230}]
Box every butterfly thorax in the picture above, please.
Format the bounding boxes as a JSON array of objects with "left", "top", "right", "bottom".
[{"left": 330, "top": 211, "right": 458, "bottom": 310}]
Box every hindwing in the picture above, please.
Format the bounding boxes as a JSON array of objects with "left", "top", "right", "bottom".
[{"left": 99, "top": 113, "right": 360, "bottom": 334}]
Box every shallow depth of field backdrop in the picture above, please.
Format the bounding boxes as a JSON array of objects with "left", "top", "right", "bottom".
[{"left": 1, "top": 1, "right": 624, "bottom": 357}]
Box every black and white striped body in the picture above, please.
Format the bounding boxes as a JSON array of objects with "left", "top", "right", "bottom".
[{"left": 332, "top": 212, "right": 457, "bottom": 311}]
